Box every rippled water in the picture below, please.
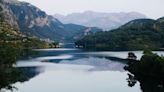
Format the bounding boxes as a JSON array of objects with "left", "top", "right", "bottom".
[{"left": 8, "top": 47, "right": 164, "bottom": 92}]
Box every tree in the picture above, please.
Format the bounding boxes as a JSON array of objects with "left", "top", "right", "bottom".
[{"left": 125, "top": 50, "right": 164, "bottom": 92}]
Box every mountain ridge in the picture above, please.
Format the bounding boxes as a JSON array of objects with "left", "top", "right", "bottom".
[
  {"left": 0, "top": 0, "right": 102, "bottom": 42},
  {"left": 75, "top": 16, "right": 164, "bottom": 50},
  {"left": 54, "top": 11, "right": 147, "bottom": 30}
]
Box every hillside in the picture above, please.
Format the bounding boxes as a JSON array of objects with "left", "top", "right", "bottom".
[
  {"left": 0, "top": 1, "right": 50, "bottom": 50},
  {"left": 0, "top": 0, "right": 18, "bottom": 28},
  {"left": 75, "top": 17, "right": 164, "bottom": 51},
  {"left": 63, "top": 24, "right": 102, "bottom": 42},
  {"left": 54, "top": 11, "right": 147, "bottom": 30},
  {"left": 0, "top": 0, "right": 102, "bottom": 42}
]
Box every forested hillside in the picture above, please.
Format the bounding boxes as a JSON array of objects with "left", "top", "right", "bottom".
[{"left": 75, "top": 17, "right": 164, "bottom": 51}]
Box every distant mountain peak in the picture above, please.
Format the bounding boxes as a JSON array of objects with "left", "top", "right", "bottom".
[
  {"left": 54, "top": 11, "right": 147, "bottom": 30},
  {"left": 1, "top": 0, "right": 102, "bottom": 42}
]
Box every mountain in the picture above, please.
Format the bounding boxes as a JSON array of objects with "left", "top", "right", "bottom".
[
  {"left": 54, "top": 11, "right": 147, "bottom": 30},
  {"left": 156, "top": 17, "right": 164, "bottom": 31},
  {"left": 75, "top": 17, "right": 164, "bottom": 51},
  {"left": 120, "top": 19, "right": 156, "bottom": 30},
  {"left": 9, "top": 1, "right": 66, "bottom": 40},
  {"left": 63, "top": 24, "right": 101, "bottom": 42},
  {"left": 0, "top": 0, "right": 102, "bottom": 42},
  {"left": 0, "top": 0, "right": 18, "bottom": 28}
]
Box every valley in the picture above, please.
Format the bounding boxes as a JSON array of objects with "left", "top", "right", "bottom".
[{"left": 0, "top": 0, "right": 164, "bottom": 92}]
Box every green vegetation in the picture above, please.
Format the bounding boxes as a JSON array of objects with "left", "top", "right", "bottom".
[
  {"left": 125, "top": 50, "right": 164, "bottom": 92},
  {"left": 49, "top": 42, "right": 59, "bottom": 48},
  {"left": 23, "top": 38, "right": 49, "bottom": 49},
  {"left": 0, "top": 67, "right": 41, "bottom": 91},
  {"left": 0, "top": 67, "right": 26, "bottom": 91},
  {"left": 0, "top": 18, "right": 48, "bottom": 90},
  {"left": 125, "top": 50, "right": 164, "bottom": 77},
  {"left": 75, "top": 18, "right": 164, "bottom": 51},
  {"left": 0, "top": 8, "right": 51, "bottom": 89}
]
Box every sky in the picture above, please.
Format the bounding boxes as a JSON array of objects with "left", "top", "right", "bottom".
[{"left": 18, "top": 0, "right": 164, "bottom": 19}]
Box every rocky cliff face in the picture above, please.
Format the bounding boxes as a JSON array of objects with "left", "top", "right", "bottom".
[
  {"left": 0, "top": 0, "right": 102, "bottom": 42},
  {"left": 0, "top": 0, "right": 18, "bottom": 29},
  {"left": 7, "top": 0, "right": 63, "bottom": 40}
]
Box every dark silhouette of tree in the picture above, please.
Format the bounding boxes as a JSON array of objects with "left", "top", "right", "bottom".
[{"left": 125, "top": 50, "right": 164, "bottom": 92}]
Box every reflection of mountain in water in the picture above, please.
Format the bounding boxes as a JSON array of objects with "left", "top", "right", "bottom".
[
  {"left": 17, "top": 48, "right": 131, "bottom": 72},
  {"left": 60, "top": 57, "right": 126, "bottom": 72}
]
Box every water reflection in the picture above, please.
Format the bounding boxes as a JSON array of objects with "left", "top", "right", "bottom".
[
  {"left": 126, "top": 73, "right": 164, "bottom": 92},
  {"left": 0, "top": 67, "right": 24, "bottom": 91},
  {"left": 2, "top": 48, "right": 164, "bottom": 92},
  {"left": 125, "top": 51, "right": 164, "bottom": 92},
  {"left": 18, "top": 67, "right": 43, "bottom": 82},
  {"left": 7, "top": 68, "right": 141, "bottom": 92},
  {"left": 60, "top": 57, "right": 126, "bottom": 72},
  {"left": 0, "top": 66, "right": 42, "bottom": 91}
]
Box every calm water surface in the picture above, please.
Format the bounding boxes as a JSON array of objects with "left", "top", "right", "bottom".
[{"left": 7, "top": 45, "right": 164, "bottom": 92}]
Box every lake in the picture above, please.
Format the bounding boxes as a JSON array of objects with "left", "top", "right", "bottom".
[{"left": 5, "top": 45, "right": 164, "bottom": 92}]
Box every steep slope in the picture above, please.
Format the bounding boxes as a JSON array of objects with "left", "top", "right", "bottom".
[
  {"left": 7, "top": 0, "right": 64, "bottom": 40},
  {"left": 1, "top": 0, "right": 102, "bottom": 42},
  {"left": 75, "top": 17, "right": 164, "bottom": 51},
  {"left": 0, "top": 0, "right": 18, "bottom": 28},
  {"left": 54, "top": 11, "right": 147, "bottom": 30}
]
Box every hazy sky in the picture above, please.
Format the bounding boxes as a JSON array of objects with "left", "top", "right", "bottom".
[{"left": 19, "top": 0, "right": 164, "bottom": 19}]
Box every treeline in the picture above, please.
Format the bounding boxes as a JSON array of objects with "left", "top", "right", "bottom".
[{"left": 75, "top": 17, "right": 164, "bottom": 51}]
